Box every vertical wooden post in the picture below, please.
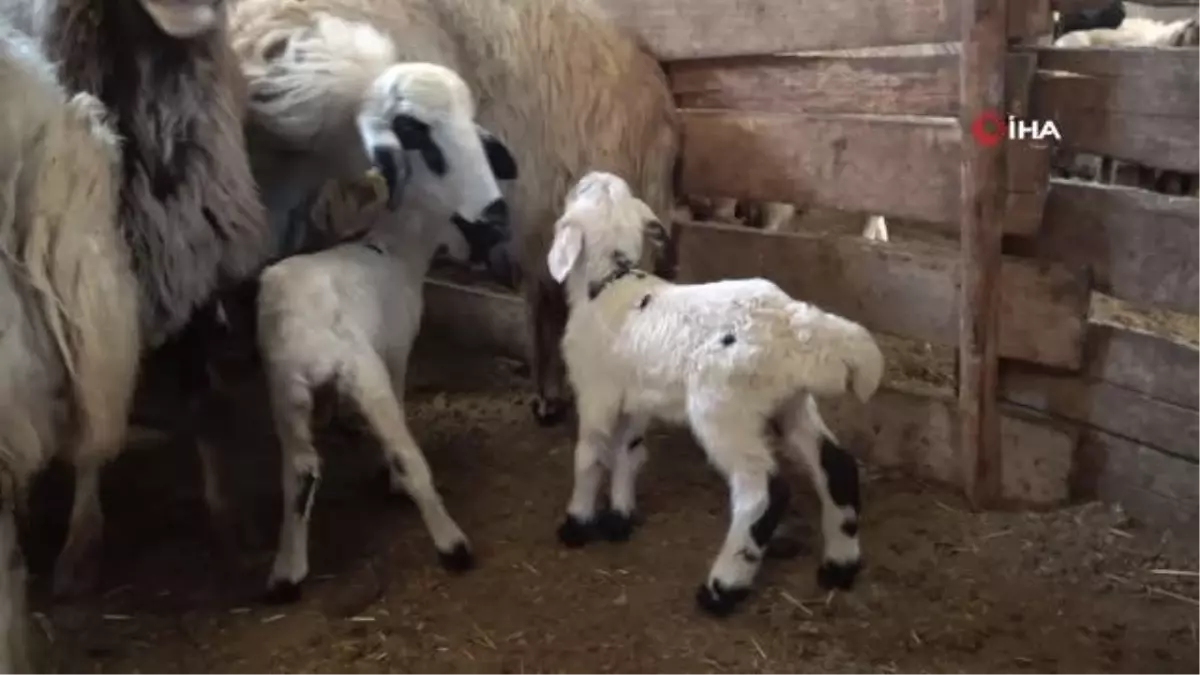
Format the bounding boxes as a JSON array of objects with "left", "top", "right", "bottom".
[{"left": 959, "top": 0, "right": 1008, "bottom": 508}]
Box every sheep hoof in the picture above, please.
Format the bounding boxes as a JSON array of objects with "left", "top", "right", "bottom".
[
  {"left": 531, "top": 397, "right": 568, "bottom": 427},
  {"left": 556, "top": 515, "right": 593, "bottom": 548},
  {"left": 595, "top": 509, "right": 636, "bottom": 542},
  {"left": 817, "top": 559, "right": 861, "bottom": 590},
  {"left": 437, "top": 542, "right": 475, "bottom": 572},
  {"left": 695, "top": 580, "right": 750, "bottom": 617},
  {"left": 764, "top": 535, "right": 807, "bottom": 560},
  {"left": 263, "top": 580, "right": 304, "bottom": 605}
]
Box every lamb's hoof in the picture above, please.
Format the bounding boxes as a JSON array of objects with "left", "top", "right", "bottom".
[
  {"left": 695, "top": 580, "right": 750, "bottom": 617},
  {"left": 531, "top": 397, "right": 567, "bottom": 427},
  {"left": 264, "top": 580, "right": 303, "bottom": 605},
  {"left": 765, "top": 535, "right": 807, "bottom": 560},
  {"left": 437, "top": 542, "right": 475, "bottom": 572},
  {"left": 817, "top": 559, "right": 861, "bottom": 590},
  {"left": 596, "top": 509, "right": 635, "bottom": 542},
  {"left": 557, "top": 515, "right": 592, "bottom": 548}
]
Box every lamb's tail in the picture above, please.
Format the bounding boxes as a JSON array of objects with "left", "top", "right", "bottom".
[
  {"left": 787, "top": 303, "right": 885, "bottom": 404},
  {"left": 231, "top": 8, "right": 397, "bottom": 144}
]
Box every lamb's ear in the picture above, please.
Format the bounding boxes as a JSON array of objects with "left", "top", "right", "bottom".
[
  {"left": 547, "top": 216, "right": 584, "bottom": 284},
  {"left": 478, "top": 125, "right": 518, "bottom": 181},
  {"left": 645, "top": 219, "right": 670, "bottom": 248}
]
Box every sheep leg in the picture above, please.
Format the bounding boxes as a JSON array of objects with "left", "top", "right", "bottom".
[
  {"left": 778, "top": 395, "right": 862, "bottom": 590},
  {"left": 348, "top": 356, "right": 472, "bottom": 572},
  {"left": 599, "top": 416, "right": 650, "bottom": 543},
  {"left": 525, "top": 279, "right": 569, "bottom": 427},
  {"left": 265, "top": 378, "right": 321, "bottom": 603},
  {"left": 862, "top": 214, "right": 889, "bottom": 243},
  {"left": 52, "top": 461, "right": 104, "bottom": 598},
  {"left": 759, "top": 203, "right": 797, "bottom": 232},
  {"left": 689, "top": 401, "right": 787, "bottom": 617},
  {"left": 0, "top": 501, "right": 32, "bottom": 674},
  {"left": 556, "top": 388, "right": 624, "bottom": 548}
]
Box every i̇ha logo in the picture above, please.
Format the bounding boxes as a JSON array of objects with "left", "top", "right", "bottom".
[{"left": 970, "top": 110, "right": 1061, "bottom": 147}]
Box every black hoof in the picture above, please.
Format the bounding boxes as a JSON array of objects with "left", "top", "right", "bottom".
[
  {"left": 264, "top": 580, "right": 303, "bottom": 605},
  {"left": 531, "top": 397, "right": 567, "bottom": 427},
  {"left": 437, "top": 542, "right": 475, "bottom": 572},
  {"left": 695, "top": 580, "right": 750, "bottom": 617},
  {"left": 817, "top": 559, "right": 861, "bottom": 590},
  {"left": 765, "top": 535, "right": 807, "bottom": 560},
  {"left": 596, "top": 509, "right": 635, "bottom": 542},
  {"left": 557, "top": 514, "right": 592, "bottom": 548}
]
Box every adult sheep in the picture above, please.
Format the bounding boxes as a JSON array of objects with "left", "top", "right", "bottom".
[
  {"left": 36, "top": 0, "right": 272, "bottom": 594},
  {"left": 229, "top": 0, "right": 680, "bottom": 426},
  {"left": 0, "top": 18, "right": 136, "bottom": 672}
]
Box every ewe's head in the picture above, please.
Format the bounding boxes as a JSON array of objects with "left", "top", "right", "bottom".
[
  {"left": 138, "top": 0, "right": 224, "bottom": 38},
  {"left": 357, "top": 62, "right": 518, "bottom": 275},
  {"left": 547, "top": 172, "right": 668, "bottom": 294}
]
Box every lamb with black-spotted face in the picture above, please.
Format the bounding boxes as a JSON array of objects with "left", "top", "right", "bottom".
[
  {"left": 356, "top": 62, "right": 514, "bottom": 266},
  {"left": 549, "top": 171, "right": 883, "bottom": 617}
]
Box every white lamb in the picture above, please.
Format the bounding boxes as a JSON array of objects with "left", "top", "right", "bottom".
[
  {"left": 548, "top": 171, "right": 883, "bottom": 617},
  {"left": 255, "top": 61, "right": 517, "bottom": 602}
]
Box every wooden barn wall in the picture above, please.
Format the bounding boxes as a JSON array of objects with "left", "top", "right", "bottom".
[
  {"left": 1003, "top": 38, "right": 1200, "bottom": 536},
  {"left": 419, "top": 0, "right": 1197, "bottom": 535}
]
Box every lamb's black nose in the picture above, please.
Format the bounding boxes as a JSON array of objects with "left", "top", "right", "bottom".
[{"left": 480, "top": 199, "right": 509, "bottom": 231}]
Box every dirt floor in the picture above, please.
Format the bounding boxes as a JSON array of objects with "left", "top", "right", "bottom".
[{"left": 20, "top": 337, "right": 1199, "bottom": 674}]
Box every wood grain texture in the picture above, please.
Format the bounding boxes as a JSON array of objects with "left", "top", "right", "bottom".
[
  {"left": 1022, "top": 180, "right": 1199, "bottom": 315},
  {"left": 673, "top": 222, "right": 1090, "bottom": 369},
  {"left": 668, "top": 54, "right": 959, "bottom": 116},
  {"left": 677, "top": 111, "right": 961, "bottom": 223},
  {"left": 1085, "top": 325, "right": 1199, "bottom": 410},
  {"left": 1074, "top": 430, "right": 1198, "bottom": 540},
  {"left": 598, "top": 0, "right": 960, "bottom": 61},
  {"left": 958, "top": 0, "right": 1010, "bottom": 507},
  {"left": 1030, "top": 49, "right": 1199, "bottom": 172}
]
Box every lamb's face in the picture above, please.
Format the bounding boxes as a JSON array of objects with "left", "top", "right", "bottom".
[
  {"left": 139, "top": 0, "right": 222, "bottom": 38},
  {"left": 547, "top": 171, "right": 668, "bottom": 286},
  {"left": 357, "top": 63, "right": 518, "bottom": 277}
]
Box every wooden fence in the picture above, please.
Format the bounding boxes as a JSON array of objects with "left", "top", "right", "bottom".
[{"left": 422, "top": 0, "right": 1199, "bottom": 536}]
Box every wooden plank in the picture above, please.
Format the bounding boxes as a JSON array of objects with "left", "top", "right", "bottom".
[
  {"left": 1010, "top": 0, "right": 1054, "bottom": 39},
  {"left": 1002, "top": 365, "right": 1198, "bottom": 460},
  {"left": 958, "top": 0, "right": 1009, "bottom": 507},
  {"left": 1074, "top": 430, "right": 1198, "bottom": 539},
  {"left": 598, "top": 0, "right": 960, "bottom": 61},
  {"left": 1086, "top": 324, "right": 1199, "bottom": 409},
  {"left": 678, "top": 111, "right": 961, "bottom": 224},
  {"left": 1025, "top": 180, "right": 1199, "bottom": 314},
  {"left": 1031, "top": 48, "right": 1199, "bottom": 119},
  {"left": 667, "top": 54, "right": 959, "bottom": 116},
  {"left": 673, "top": 221, "right": 1090, "bottom": 369},
  {"left": 1046, "top": 105, "right": 1198, "bottom": 173}
]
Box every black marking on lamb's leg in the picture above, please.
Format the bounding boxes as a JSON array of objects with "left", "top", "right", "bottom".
[
  {"left": 637, "top": 294, "right": 651, "bottom": 309},
  {"left": 696, "top": 580, "right": 751, "bottom": 617},
  {"left": 820, "top": 439, "right": 861, "bottom": 512},
  {"left": 749, "top": 474, "right": 789, "bottom": 550},
  {"left": 294, "top": 471, "right": 317, "bottom": 516},
  {"left": 818, "top": 559, "right": 862, "bottom": 591},
  {"left": 264, "top": 580, "right": 303, "bottom": 605},
  {"left": 437, "top": 541, "right": 475, "bottom": 572},
  {"left": 596, "top": 509, "right": 634, "bottom": 542},
  {"left": 720, "top": 333, "right": 736, "bottom": 347},
  {"left": 557, "top": 514, "right": 594, "bottom": 548},
  {"left": 816, "top": 437, "right": 863, "bottom": 590}
]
